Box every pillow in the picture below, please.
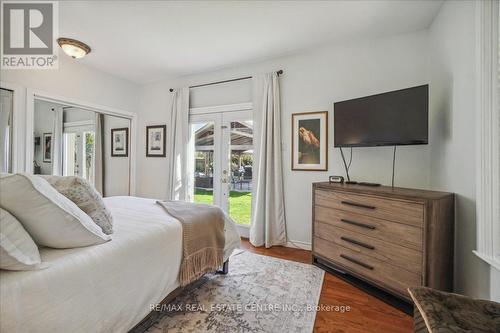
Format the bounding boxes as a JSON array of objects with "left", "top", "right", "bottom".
[
  {"left": 40, "top": 175, "right": 113, "bottom": 235},
  {"left": 0, "top": 173, "right": 110, "bottom": 248},
  {"left": 0, "top": 208, "right": 46, "bottom": 270}
]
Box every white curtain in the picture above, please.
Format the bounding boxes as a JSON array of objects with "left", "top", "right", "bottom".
[
  {"left": 0, "top": 89, "right": 12, "bottom": 173},
  {"left": 94, "top": 112, "right": 104, "bottom": 195},
  {"left": 52, "top": 107, "right": 63, "bottom": 176},
  {"left": 250, "top": 72, "right": 287, "bottom": 248},
  {"left": 167, "top": 87, "right": 193, "bottom": 201}
]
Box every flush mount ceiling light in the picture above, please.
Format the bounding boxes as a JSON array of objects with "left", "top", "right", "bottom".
[{"left": 57, "top": 38, "right": 91, "bottom": 59}]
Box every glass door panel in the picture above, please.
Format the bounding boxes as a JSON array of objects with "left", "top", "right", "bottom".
[
  {"left": 63, "top": 129, "right": 94, "bottom": 183},
  {"left": 228, "top": 120, "right": 253, "bottom": 226},
  {"left": 83, "top": 132, "right": 95, "bottom": 183},
  {"left": 192, "top": 121, "right": 215, "bottom": 205}
]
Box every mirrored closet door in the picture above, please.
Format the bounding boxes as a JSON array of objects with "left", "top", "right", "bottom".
[{"left": 33, "top": 99, "right": 131, "bottom": 196}]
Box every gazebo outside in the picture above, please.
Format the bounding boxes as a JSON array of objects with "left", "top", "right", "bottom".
[{"left": 193, "top": 121, "right": 253, "bottom": 225}]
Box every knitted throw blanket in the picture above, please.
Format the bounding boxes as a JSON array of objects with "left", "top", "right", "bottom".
[{"left": 156, "top": 200, "right": 225, "bottom": 286}]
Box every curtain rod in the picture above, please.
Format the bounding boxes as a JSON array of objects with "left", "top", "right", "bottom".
[{"left": 169, "top": 69, "right": 283, "bottom": 92}]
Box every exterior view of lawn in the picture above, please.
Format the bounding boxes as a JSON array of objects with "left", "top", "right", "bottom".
[{"left": 194, "top": 189, "right": 251, "bottom": 226}]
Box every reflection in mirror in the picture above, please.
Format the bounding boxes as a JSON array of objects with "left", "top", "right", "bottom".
[
  {"left": 33, "top": 99, "right": 131, "bottom": 196},
  {"left": 0, "top": 88, "right": 14, "bottom": 173}
]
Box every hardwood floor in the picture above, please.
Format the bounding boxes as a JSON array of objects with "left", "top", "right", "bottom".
[{"left": 240, "top": 239, "right": 413, "bottom": 333}]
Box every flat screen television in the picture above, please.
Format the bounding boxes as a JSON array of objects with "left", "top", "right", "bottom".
[{"left": 334, "top": 85, "right": 428, "bottom": 147}]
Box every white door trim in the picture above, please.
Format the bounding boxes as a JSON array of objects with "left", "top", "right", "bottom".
[{"left": 25, "top": 88, "right": 137, "bottom": 195}]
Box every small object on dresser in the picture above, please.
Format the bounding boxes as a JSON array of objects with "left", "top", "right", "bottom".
[
  {"left": 329, "top": 175, "right": 344, "bottom": 183},
  {"left": 358, "top": 182, "right": 381, "bottom": 187}
]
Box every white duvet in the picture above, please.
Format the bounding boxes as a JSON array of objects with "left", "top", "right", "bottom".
[{"left": 0, "top": 196, "right": 241, "bottom": 333}]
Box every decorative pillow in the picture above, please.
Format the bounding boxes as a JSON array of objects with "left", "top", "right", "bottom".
[
  {"left": 0, "top": 208, "right": 46, "bottom": 270},
  {"left": 0, "top": 173, "right": 110, "bottom": 248},
  {"left": 40, "top": 175, "right": 113, "bottom": 235}
]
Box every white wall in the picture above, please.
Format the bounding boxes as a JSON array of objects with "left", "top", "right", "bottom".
[
  {"left": 428, "top": 0, "right": 497, "bottom": 300},
  {"left": 137, "top": 31, "right": 431, "bottom": 248},
  {"left": 1, "top": 54, "right": 140, "bottom": 171}
]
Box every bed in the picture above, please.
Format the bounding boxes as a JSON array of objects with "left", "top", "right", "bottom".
[{"left": 0, "top": 196, "right": 241, "bottom": 333}]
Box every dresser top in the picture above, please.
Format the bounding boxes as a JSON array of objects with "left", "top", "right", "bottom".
[{"left": 313, "top": 182, "right": 453, "bottom": 201}]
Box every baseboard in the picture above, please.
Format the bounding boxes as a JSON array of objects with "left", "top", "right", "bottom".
[
  {"left": 239, "top": 237, "right": 312, "bottom": 251},
  {"left": 285, "top": 240, "right": 312, "bottom": 251}
]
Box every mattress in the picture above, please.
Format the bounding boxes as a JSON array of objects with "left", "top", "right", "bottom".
[{"left": 0, "top": 196, "right": 241, "bottom": 333}]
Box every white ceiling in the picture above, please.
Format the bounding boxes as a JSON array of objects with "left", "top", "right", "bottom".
[{"left": 59, "top": 1, "right": 443, "bottom": 84}]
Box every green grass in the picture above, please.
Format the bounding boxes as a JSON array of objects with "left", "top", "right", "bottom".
[{"left": 194, "top": 188, "right": 251, "bottom": 226}]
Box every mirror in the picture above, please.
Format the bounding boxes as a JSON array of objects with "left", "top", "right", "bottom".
[
  {"left": 33, "top": 99, "right": 131, "bottom": 196},
  {"left": 0, "top": 88, "right": 14, "bottom": 173}
]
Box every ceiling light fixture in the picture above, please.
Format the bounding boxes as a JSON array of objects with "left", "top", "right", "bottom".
[{"left": 57, "top": 38, "right": 91, "bottom": 59}]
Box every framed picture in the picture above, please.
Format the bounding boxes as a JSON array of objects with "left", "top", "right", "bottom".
[
  {"left": 111, "top": 128, "right": 129, "bottom": 157},
  {"left": 291, "top": 111, "right": 328, "bottom": 171},
  {"left": 42, "top": 133, "right": 52, "bottom": 163},
  {"left": 146, "top": 125, "right": 166, "bottom": 157}
]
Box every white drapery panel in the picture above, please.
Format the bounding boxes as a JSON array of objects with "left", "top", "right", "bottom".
[
  {"left": 168, "top": 88, "right": 193, "bottom": 201},
  {"left": 94, "top": 112, "right": 104, "bottom": 195},
  {"left": 250, "top": 72, "right": 287, "bottom": 248},
  {"left": 0, "top": 89, "right": 12, "bottom": 173},
  {"left": 52, "top": 107, "right": 63, "bottom": 176}
]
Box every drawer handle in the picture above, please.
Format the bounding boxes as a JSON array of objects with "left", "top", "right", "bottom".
[
  {"left": 341, "top": 236, "right": 375, "bottom": 250},
  {"left": 340, "top": 254, "right": 374, "bottom": 270},
  {"left": 341, "top": 218, "right": 376, "bottom": 230},
  {"left": 341, "top": 201, "right": 376, "bottom": 210}
]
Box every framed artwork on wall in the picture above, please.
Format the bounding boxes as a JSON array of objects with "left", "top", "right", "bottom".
[
  {"left": 146, "top": 125, "right": 166, "bottom": 157},
  {"left": 111, "top": 128, "right": 129, "bottom": 157},
  {"left": 42, "top": 133, "right": 52, "bottom": 163},
  {"left": 291, "top": 111, "right": 328, "bottom": 171}
]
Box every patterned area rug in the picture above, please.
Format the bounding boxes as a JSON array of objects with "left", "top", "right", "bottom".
[{"left": 133, "top": 250, "right": 324, "bottom": 333}]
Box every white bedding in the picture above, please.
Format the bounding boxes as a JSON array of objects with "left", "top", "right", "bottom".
[{"left": 0, "top": 196, "right": 240, "bottom": 333}]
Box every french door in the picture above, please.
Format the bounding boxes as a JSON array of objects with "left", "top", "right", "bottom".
[
  {"left": 63, "top": 122, "right": 95, "bottom": 183},
  {"left": 190, "top": 109, "right": 253, "bottom": 235}
]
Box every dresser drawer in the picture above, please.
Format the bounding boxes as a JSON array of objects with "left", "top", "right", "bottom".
[
  {"left": 314, "top": 205, "right": 423, "bottom": 251},
  {"left": 315, "top": 189, "right": 424, "bottom": 227},
  {"left": 314, "top": 222, "right": 422, "bottom": 275},
  {"left": 314, "top": 237, "right": 421, "bottom": 297}
]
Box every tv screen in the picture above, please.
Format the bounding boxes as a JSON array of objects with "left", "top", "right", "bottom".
[{"left": 334, "top": 85, "right": 428, "bottom": 147}]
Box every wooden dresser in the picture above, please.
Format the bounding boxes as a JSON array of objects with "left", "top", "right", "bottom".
[{"left": 312, "top": 182, "right": 454, "bottom": 302}]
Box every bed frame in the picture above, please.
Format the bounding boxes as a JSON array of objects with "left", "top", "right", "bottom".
[{"left": 129, "top": 259, "right": 229, "bottom": 332}]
